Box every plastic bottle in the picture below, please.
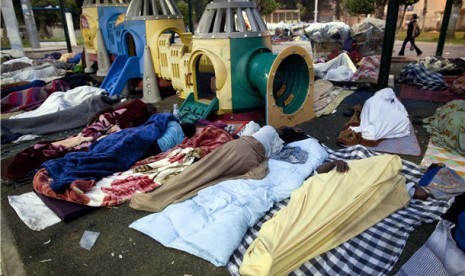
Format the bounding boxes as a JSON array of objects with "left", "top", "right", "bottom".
[{"left": 172, "top": 103, "right": 179, "bottom": 119}]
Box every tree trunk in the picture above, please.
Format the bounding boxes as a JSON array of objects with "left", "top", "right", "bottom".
[
  {"left": 374, "top": 0, "right": 387, "bottom": 19},
  {"left": 396, "top": 5, "right": 408, "bottom": 34},
  {"left": 422, "top": 0, "right": 428, "bottom": 30},
  {"left": 446, "top": 0, "right": 463, "bottom": 38}
]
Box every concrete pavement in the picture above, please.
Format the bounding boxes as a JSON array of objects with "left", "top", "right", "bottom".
[{"left": 1, "top": 41, "right": 464, "bottom": 276}]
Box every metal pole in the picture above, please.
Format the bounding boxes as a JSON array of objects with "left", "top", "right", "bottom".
[
  {"left": 59, "top": 0, "right": 72, "bottom": 53},
  {"left": 377, "top": 0, "right": 399, "bottom": 89},
  {"left": 314, "top": 0, "right": 318, "bottom": 22},
  {"left": 188, "top": 0, "right": 194, "bottom": 34},
  {"left": 436, "top": 0, "right": 453, "bottom": 56},
  {"left": 20, "top": 0, "right": 40, "bottom": 48}
]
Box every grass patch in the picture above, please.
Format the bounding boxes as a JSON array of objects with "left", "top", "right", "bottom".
[
  {"left": 396, "top": 31, "right": 465, "bottom": 45},
  {"left": 1, "top": 36, "right": 84, "bottom": 49}
]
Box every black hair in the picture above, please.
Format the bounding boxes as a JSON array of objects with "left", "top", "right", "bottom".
[
  {"left": 180, "top": 123, "right": 197, "bottom": 138},
  {"left": 412, "top": 14, "right": 418, "bottom": 19},
  {"left": 277, "top": 126, "right": 309, "bottom": 144}
]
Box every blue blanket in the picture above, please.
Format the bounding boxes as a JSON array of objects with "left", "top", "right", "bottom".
[
  {"left": 43, "top": 113, "right": 176, "bottom": 193},
  {"left": 397, "top": 63, "right": 448, "bottom": 91}
]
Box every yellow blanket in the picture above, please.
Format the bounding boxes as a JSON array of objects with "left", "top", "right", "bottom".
[{"left": 240, "top": 154, "right": 410, "bottom": 276}]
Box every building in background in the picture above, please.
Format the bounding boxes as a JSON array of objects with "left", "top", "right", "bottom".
[{"left": 263, "top": 9, "right": 300, "bottom": 24}]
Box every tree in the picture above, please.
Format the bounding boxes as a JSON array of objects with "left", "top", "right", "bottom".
[
  {"left": 373, "top": 0, "right": 387, "bottom": 18},
  {"left": 446, "top": 0, "right": 463, "bottom": 38},
  {"left": 334, "top": 0, "right": 343, "bottom": 20},
  {"left": 396, "top": 0, "right": 420, "bottom": 33},
  {"left": 254, "top": 0, "right": 279, "bottom": 15},
  {"left": 175, "top": 0, "right": 189, "bottom": 27},
  {"left": 421, "top": 0, "right": 427, "bottom": 30},
  {"left": 343, "top": 0, "right": 375, "bottom": 16}
]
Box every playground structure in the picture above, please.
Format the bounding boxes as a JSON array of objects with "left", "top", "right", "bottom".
[
  {"left": 80, "top": 0, "right": 130, "bottom": 76},
  {"left": 96, "top": 0, "right": 316, "bottom": 127}
]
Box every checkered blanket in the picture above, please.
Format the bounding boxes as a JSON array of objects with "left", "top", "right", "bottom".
[
  {"left": 227, "top": 145, "right": 449, "bottom": 275},
  {"left": 397, "top": 63, "right": 448, "bottom": 91}
]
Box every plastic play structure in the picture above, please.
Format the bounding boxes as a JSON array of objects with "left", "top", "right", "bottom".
[
  {"left": 98, "top": 0, "right": 316, "bottom": 127},
  {"left": 80, "top": 0, "right": 130, "bottom": 76}
]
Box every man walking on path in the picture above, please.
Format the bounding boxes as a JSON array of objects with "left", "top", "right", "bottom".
[{"left": 399, "top": 14, "right": 423, "bottom": 56}]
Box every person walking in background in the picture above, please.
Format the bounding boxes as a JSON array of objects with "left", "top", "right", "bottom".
[{"left": 399, "top": 14, "right": 422, "bottom": 56}]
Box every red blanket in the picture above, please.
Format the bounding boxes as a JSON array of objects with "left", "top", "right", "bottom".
[
  {"left": 1, "top": 80, "right": 70, "bottom": 113},
  {"left": 33, "top": 125, "right": 233, "bottom": 206}
]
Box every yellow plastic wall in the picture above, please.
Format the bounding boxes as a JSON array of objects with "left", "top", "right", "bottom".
[{"left": 80, "top": 7, "right": 98, "bottom": 54}]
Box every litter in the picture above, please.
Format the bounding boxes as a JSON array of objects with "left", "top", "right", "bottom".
[{"left": 79, "top": 230, "right": 100, "bottom": 250}]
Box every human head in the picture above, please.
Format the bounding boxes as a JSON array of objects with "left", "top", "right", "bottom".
[
  {"left": 180, "top": 123, "right": 196, "bottom": 138},
  {"left": 277, "top": 126, "right": 308, "bottom": 144},
  {"left": 412, "top": 14, "right": 418, "bottom": 20}
]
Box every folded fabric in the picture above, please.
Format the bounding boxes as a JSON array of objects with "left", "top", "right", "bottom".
[
  {"left": 397, "top": 219, "right": 465, "bottom": 276},
  {"left": 419, "top": 166, "right": 465, "bottom": 200},
  {"left": 41, "top": 113, "right": 176, "bottom": 193},
  {"left": 129, "top": 138, "right": 328, "bottom": 266},
  {"left": 8, "top": 192, "right": 61, "bottom": 231},
  {"left": 270, "top": 146, "right": 308, "bottom": 163},
  {"left": 35, "top": 192, "right": 97, "bottom": 222}
]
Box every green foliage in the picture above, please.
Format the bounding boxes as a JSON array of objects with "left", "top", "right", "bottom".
[
  {"left": 343, "top": 0, "right": 375, "bottom": 15},
  {"left": 176, "top": 0, "right": 189, "bottom": 26},
  {"left": 13, "top": 0, "right": 83, "bottom": 29},
  {"left": 254, "top": 0, "right": 279, "bottom": 15}
]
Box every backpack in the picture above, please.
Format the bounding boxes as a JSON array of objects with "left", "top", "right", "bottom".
[{"left": 414, "top": 24, "right": 421, "bottom": 37}]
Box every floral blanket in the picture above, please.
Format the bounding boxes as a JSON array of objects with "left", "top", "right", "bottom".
[{"left": 33, "top": 126, "right": 233, "bottom": 206}]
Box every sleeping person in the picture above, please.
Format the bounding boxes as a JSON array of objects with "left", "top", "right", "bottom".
[
  {"left": 130, "top": 125, "right": 285, "bottom": 212},
  {"left": 239, "top": 152, "right": 429, "bottom": 276}
]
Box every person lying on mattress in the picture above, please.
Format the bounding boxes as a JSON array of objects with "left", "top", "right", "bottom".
[
  {"left": 130, "top": 123, "right": 431, "bottom": 213},
  {"left": 239, "top": 150, "right": 430, "bottom": 276},
  {"left": 130, "top": 125, "right": 287, "bottom": 212}
]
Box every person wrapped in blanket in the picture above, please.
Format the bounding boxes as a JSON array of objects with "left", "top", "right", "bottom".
[
  {"left": 238, "top": 145, "right": 430, "bottom": 275},
  {"left": 130, "top": 125, "right": 285, "bottom": 212},
  {"left": 130, "top": 124, "right": 424, "bottom": 213},
  {"left": 1, "top": 100, "right": 196, "bottom": 183}
]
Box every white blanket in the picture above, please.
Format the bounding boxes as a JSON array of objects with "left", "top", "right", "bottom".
[
  {"left": 1, "top": 63, "right": 66, "bottom": 84},
  {"left": 129, "top": 138, "right": 328, "bottom": 266},
  {"left": 10, "top": 86, "right": 105, "bottom": 119},
  {"left": 351, "top": 87, "right": 410, "bottom": 140}
]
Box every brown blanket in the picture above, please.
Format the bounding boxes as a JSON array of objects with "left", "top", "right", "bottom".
[{"left": 130, "top": 136, "right": 268, "bottom": 212}]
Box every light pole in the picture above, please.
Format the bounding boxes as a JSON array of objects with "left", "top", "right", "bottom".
[{"left": 314, "top": 0, "right": 318, "bottom": 22}]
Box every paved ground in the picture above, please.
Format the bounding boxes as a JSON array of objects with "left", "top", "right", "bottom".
[{"left": 1, "top": 41, "right": 464, "bottom": 276}]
